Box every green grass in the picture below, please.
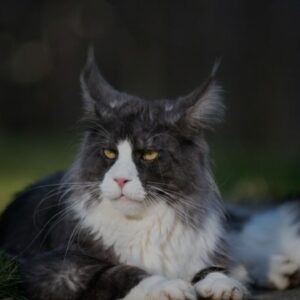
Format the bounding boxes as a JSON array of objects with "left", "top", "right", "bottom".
[{"left": 0, "top": 252, "right": 26, "bottom": 300}]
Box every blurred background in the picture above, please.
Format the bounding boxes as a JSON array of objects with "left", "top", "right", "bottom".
[{"left": 0, "top": 0, "right": 299, "bottom": 210}]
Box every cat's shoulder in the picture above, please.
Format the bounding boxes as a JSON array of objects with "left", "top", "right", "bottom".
[
  {"left": 0, "top": 171, "right": 67, "bottom": 231},
  {"left": 9, "top": 171, "right": 66, "bottom": 205}
]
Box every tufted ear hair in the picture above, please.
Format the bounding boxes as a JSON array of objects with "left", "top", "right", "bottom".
[
  {"left": 173, "top": 61, "right": 224, "bottom": 131},
  {"left": 80, "top": 47, "right": 121, "bottom": 116}
]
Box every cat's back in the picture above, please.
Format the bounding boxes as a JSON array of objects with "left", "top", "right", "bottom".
[{"left": 0, "top": 172, "right": 71, "bottom": 256}]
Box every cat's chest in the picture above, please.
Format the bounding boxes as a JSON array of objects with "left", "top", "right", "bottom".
[{"left": 76, "top": 199, "right": 219, "bottom": 281}]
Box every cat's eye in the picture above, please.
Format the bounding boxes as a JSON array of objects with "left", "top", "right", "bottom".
[
  {"left": 103, "top": 149, "right": 117, "bottom": 160},
  {"left": 142, "top": 150, "right": 159, "bottom": 161}
]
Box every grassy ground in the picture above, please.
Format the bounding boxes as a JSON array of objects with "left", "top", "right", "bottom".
[{"left": 0, "top": 253, "right": 26, "bottom": 300}]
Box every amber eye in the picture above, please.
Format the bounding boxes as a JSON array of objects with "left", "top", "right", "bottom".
[
  {"left": 103, "top": 149, "right": 117, "bottom": 160},
  {"left": 142, "top": 150, "right": 159, "bottom": 161}
]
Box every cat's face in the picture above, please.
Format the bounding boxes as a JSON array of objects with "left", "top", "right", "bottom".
[{"left": 75, "top": 49, "right": 223, "bottom": 218}]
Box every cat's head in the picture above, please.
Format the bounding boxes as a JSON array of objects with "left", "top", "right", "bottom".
[{"left": 72, "top": 48, "right": 224, "bottom": 218}]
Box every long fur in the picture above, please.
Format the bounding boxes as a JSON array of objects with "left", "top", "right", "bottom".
[{"left": 0, "top": 50, "right": 298, "bottom": 300}]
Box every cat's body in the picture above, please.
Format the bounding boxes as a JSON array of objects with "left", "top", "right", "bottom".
[
  {"left": 0, "top": 49, "right": 299, "bottom": 300},
  {"left": 0, "top": 171, "right": 222, "bottom": 280},
  {"left": 227, "top": 200, "right": 300, "bottom": 290}
]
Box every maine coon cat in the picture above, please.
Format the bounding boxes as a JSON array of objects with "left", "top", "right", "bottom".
[{"left": 0, "top": 48, "right": 299, "bottom": 300}]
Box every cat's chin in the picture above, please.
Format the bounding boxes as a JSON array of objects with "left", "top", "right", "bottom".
[
  {"left": 111, "top": 196, "right": 146, "bottom": 218},
  {"left": 118, "top": 195, "right": 137, "bottom": 203}
]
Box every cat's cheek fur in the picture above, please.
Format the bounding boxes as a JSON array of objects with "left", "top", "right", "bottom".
[
  {"left": 194, "top": 272, "right": 248, "bottom": 300},
  {"left": 100, "top": 175, "right": 121, "bottom": 200},
  {"left": 122, "top": 180, "right": 146, "bottom": 202},
  {"left": 121, "top": 275, "right": 197, "bottom": 300}
]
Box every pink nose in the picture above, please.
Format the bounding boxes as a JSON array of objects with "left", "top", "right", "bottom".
[{"left": 114, "top": 178, "right": 130, "bottom": 189}]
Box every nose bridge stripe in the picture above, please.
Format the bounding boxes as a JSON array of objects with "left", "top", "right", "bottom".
[
  {"left": 117, "top": 140, "right": 133, "bottom": 161},
  {"left": 109, "top": 140, "right": 137, "bottom": 179}
]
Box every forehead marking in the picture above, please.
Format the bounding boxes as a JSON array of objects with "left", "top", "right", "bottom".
[
  {"left": 109, "top": 140, "right": 138, "bottom": 179},
  {"left": 111, "top": 140, "right": 137, "bottom": 179},
  {"left": 117, "top": 140, "right": 133, "bottom": 161},
  {"left": 165, "top": 103, "right": 174, "bottom": 111}
]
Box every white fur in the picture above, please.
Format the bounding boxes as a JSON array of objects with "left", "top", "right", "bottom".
[
  {"left": 70, "top": 138, "right": 250, "bottom": 298},
  {"left": 228, "top": 202, "right": 300, "bottom": 289},
  {"left": 74, "top": 196, "right": 222, "bottom": 281},
  {"left": 267, "top": 255, "right": 299, "bottom": 290},
  {"left": 100, "top": 140, "right": 146, "bottom": 216},
  {"left": 53, "top": 267, "right": 83, "bottom": 292},
  {"left": 72, "top": 139, "right": 242, "bottom": 295},
  {"left": 75, "top": 139, "right": 223, "bottom": 280},
  {"left": 194, "top": 272, "right": 247, "bottom": 300},
  {"left": 121, "top": 275, "right": 196, "bottom": 300}
]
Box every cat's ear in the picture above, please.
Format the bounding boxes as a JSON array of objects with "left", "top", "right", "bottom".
[
  {"left": 174, "top": 62, "right": 224, "bottom": 130},
  {"left": 80, "top": 47, "right": 119, "bottom": 116}
]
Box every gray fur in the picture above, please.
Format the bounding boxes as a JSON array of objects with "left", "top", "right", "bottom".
[
  {"left": 76, "top": 48, "right": 225, "bottom": 225},
  {"left": 0, "top": 50, "right": 230, "bottom": 300}
]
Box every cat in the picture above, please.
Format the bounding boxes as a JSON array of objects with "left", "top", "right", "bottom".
[
  {"left": 227, "top": 200, "right": 300, "bottom": 290},
  {"left": 0, "top": 48, "right": 298, "bottom": 300}
]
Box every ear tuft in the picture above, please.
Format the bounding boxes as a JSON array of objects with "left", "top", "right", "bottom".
[
  {"left": 80, "top": 46, "right": 117, "bottom": 116},
  {"left": 176, "top": 62, "right": 224, "bottom": 130},
  {"left": 80, "top": 46, "right": 96, "bottom": 115},
  {"left": 186, "top": 81, "right": 224, "bottom": 129},
  {"left": 86, "top": 45, "right": 95, "bottom": 67},
  {"left": 211, "top": 57, "right": 222, "bottom": 78}
]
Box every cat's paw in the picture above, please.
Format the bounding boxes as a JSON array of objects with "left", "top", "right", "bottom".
[
  {"left": 121, "top": 275, "right": 197, "bottom": 300},
  {"left": 267, "top": 255, "right": 300, "bottom": 290},
  {"left": 194, "top": 272, "right": 247, "bottom": 300}
]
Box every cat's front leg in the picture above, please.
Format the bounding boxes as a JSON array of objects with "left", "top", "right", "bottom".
[
  {"left": 22, "top": 250, "right": 149, "bottom": 300},
  {"left": 121, "top": 275, "right": 197, "bottom": 300},
  {"left": 192, "top": 268, "right": 248, "bottom": 300}
]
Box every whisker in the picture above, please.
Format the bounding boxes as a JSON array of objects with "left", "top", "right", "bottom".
[
  {"left": 28, "top": 181, "right": 98, "bottom": 191},
  {"left": 33, "top": 183, "right": 98, "bottom": 226},
  {"left": 147, "top": 191, "right": 199, "bottom": 231},
  {"left": 148, "top": 185, "right": 205, "bottom": 209},
  {"left": 63, "top": 220, "right": 82, "bottom": 263},
  {"left": 147, "top": 186, "right": 207, "bottom": 221},
  {"left": 13, "top": 203, "right": 77, "bottom": 259}
]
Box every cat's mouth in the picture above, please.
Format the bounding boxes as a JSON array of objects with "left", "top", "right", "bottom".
[
  {"left": 115, "top": 195, "right": 141, "bottom": 204},
  {"left": 118, "top": 195, "right": 131, "bottom": 202}
]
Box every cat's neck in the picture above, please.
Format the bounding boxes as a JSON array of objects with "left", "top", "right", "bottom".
[{"left": 72, "top": 194, "right": 223, "bottom": 280}]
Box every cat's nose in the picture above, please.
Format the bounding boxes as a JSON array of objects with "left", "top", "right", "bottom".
[{"left": 114, "top": 177, "right": 130, "bottom": 189}]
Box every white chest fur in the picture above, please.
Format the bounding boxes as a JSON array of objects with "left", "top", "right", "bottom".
[{"left": 75, "top": 198, "right": 221, "bottom": 281}]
